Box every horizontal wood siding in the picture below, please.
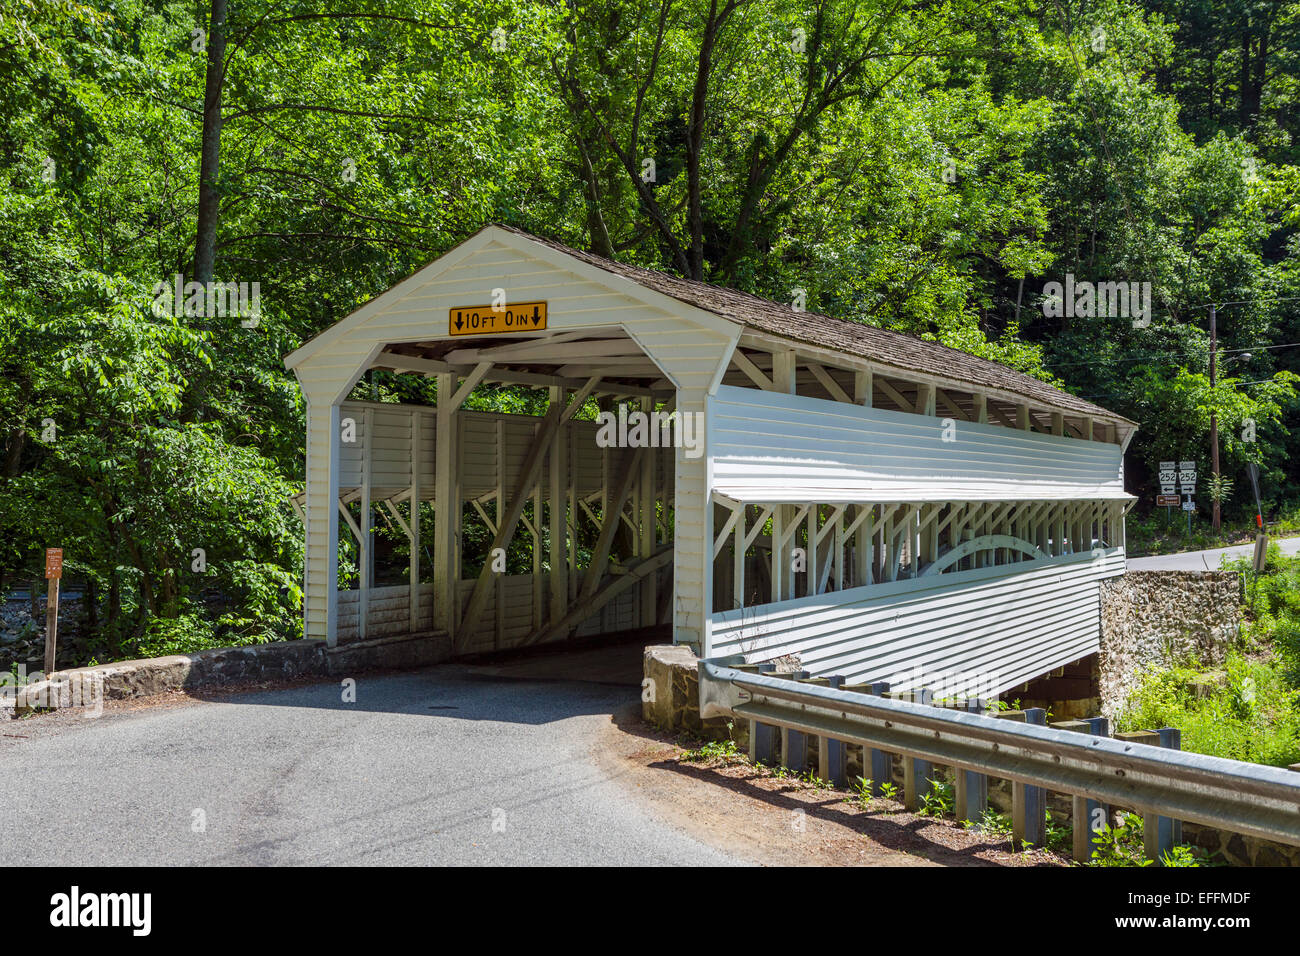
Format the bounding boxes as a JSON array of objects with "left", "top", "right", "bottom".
[
  {"left": 337, "top": 584, "right": 434, "bottom": 642},
  {"left": 710, "top": 549, "right": 1125, "bottom": 695},
  {"left": 337, "top": 400, "right": 671, "bottom": 502},
  {"left": 709, "top": 385, "right": 1126, "bottom": 501},
  {"left": 450, "top": 573, "right": 648, "bottom": 652}
]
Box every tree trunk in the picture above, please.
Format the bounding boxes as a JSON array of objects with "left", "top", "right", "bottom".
[{"left": 193, "top": 0, "right": 228, "bottom": 284}]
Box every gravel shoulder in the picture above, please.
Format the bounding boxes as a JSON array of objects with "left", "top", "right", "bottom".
[{"left": 595, "top": 715, "right": 1068, "bottom": 867}]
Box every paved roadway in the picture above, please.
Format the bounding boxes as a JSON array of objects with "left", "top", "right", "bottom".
[
  {"left": 0, "top": 663, "right": 740, "bottom": 866},
  {"left": 1125, "top": 534, "right": 1300, "bottom": 571}
]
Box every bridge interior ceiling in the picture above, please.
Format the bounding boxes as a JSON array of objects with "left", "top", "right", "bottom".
[{"left": 374, "top": 328, "right": 678, "bottom": 396}]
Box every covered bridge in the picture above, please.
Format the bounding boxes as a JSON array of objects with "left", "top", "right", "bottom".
[{"left": 285, "top": 225, "right": 1137, "bottom": 697}]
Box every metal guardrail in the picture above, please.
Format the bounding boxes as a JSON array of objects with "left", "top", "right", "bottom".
[{"left": 698, "top": 659, "right": 1300, "bottom": 856}]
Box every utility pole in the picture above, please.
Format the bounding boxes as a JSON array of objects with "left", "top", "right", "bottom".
[{"left": 1210, "top": 304, "right": 1221, "bottom": 532}]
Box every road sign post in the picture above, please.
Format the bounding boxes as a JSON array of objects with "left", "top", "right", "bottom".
[
  {"left": 1158, "top": 461, "right": 1176, "bottom": 524},
  {"left": 44, "top": 548, "right": 62, "bottom": 676},
  {"left": 1176, "top": 461, "right": 1197, "bottom": 537}
]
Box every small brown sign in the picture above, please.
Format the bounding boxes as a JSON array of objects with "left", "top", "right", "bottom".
[
  {"left": 1155, "top": 495, "right": 1180, "bottom": 507},
  {"left": 45, "top": 548, "right": 63, "bottom": 579},
  {"left": 449, "top": 301, "right": 547, "bottom": 336}
]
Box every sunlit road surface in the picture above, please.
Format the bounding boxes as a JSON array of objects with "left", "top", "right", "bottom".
[
  {"left": 1125, "top": 534, "right": 1300, "bottom": 571},
  {"left": 0, "top": 666, "right": 740, "bottom": 866}
]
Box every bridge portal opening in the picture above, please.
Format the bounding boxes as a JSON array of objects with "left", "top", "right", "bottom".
[{"left": 299, "top": 326, "right": 678, "bottom": 656}]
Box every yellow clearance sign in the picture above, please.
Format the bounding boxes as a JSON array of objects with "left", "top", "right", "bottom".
[{"left": 449, "top": 301, "right": 547, "bottom": 336}]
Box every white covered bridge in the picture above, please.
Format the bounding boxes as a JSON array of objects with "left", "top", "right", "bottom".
[{"left": 285, "top": 225, "right": 1137, "bottom": 697}]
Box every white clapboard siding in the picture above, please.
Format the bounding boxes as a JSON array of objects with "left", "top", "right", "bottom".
[
  {"left": 450, "top": 573, "right": 644, "bottom": 652},
  {"left": 710, "top": 549, "right": 1125, "bottom": 695},
  {"left": 293, "top": 231, "right": 738, "bottom": 645},
  {"left": 337, "top": 584, "right": 434, "bottom": 642},
  {"left": 338, "top": 401, "right": 671, "bottom": 503},
  {"left": 709, "top": 385, "right": 1130, "bottom": 502}
]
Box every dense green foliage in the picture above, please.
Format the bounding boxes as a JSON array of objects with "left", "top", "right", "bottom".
[{"left": 3, "top": 0, "right": 1300, "bottom": 660}]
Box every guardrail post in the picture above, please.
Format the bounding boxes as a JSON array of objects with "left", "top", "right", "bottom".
[
  {"left": 955, "top": 699, "right": 988, "bottom": 823},
  {"left": 1114, "top": 729, "right": 1164, "bottom": 859},
  {"left": 1011, "top": 707, "right": 1047, "bottom": 848},
  {"left": 779, "top": 671, "right": 811, "bottom": 773},
  {"left": 903, "top": 687, "right": 936, "bottom": 811},
  {"left": 1144, "top": 727, "right": 1184, "bottom": 864},
  {"left": 748, "top": 663, "right": 778, "bottom": 764},
  {"left": 818, "top": 676, "right": 849, "bottom": 788},
  {"left": 1071, "top": 716, "right": 1110, "bottom": 861},
  {"left": 860, "top": 681, "right": 892, "bottom": 796}
]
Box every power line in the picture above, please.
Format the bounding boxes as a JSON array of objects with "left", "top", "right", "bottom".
[{"left": 1044, "top": 340, "right": 1300, "bottom": 370}]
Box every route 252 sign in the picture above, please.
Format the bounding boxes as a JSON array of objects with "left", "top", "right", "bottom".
[{"left": 449, "top": 301, "right": 547, "bottom": 336}]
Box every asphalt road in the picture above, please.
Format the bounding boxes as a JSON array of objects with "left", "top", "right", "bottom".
[
  {"left": 0, "top": 666, "right": 740, "bottom": 866},
  {"left": 1125, "top": 534, "right": 1300, "bottom": 571}
]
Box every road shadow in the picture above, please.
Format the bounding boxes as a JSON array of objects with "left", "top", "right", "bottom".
[
  {"left": 182, "top": 636, "right": 648, "bottom": 726},
  {"left": 608, "top": 710, "right": 1062, "bottom": 868}
]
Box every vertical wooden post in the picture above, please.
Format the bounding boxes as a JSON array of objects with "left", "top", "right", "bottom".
[
  {"left": 43, "top": 548, "right": 62, "bottom": 675},
  {"left": 805, "top": 506, "right": 818, "bottom": 596},
  {"left": 531, "top": 420, "right": 543, "bottom": 631},
  {"left": 44, "top": 577, "right": 59, "bottom": 674},
  {"left": 771, "top": 505, "right": 787, "bottom": 602},
  {"left": 358, "top": 407, "right": 372, "bottom": 641},
  {"left": 832, "top": 508, "right": 845, "bottom": 591},
  {"left": 1012, "top": 707, "right": 1048, "bottom": 848},
  {"left": 903, "top": 687, "right": 935, "bottom": 810},
  {"left": 496, "top": 419, "right": 506, "bottom": 649},
  {"left": 954, "top": 699, "right": 989, "bottom": 823},
  {"left": 409, "top": 409, "right": 421, "bottom": 632},
  {"left": 1144, "top": 727, "right": 1184, "bottom": 863},
  {"left": 770, "top": 351, "right": 796, "bottom": 604},
  {"left": 548, "top": 386, "right": 567, "bottom": 625},
  {"left": 1072, "top": 716, "right": 1110, "bottom": 861},
  {"left": 568, "top": 425, "right": 579, "bottom": 604},
  {"left": 854, "top": 368, "right": 872, "bottom": 408},
  {"left": 777, "top": 671, "right": 810, "bottom": 771},
  {"left": 863, "top": 681, "right": 894, "bottom": 801},
  {"left": 733, "top": 506, "right": 746, "bottom": 609},
  {"left": 918, "top": 382, "right": 936, "bottom": 417},
  {"left": 816, "top": 676, "right": 848, "bottom": 787},
  {"left": 911, "top": 506, "right": 921, "bottom": 578},
  {"left": 434, "top": 373, "right": 458, "bottom": 642},
  {"left": 750, "top": 661, "right": 779, "bottom": 764},
  {"left": 639, "top": 397, "right": 656, "bottom": 625}
]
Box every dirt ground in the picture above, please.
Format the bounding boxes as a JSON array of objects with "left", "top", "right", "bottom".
[{"left": 597, "top": 711, "right": 1070, "bottom": 867}]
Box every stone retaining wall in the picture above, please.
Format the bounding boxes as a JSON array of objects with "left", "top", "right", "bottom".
[
  {"left": 1098, "top": 571, "right": 1240, "bottom": 720},
  {"left": 3, "top": 631, "right": 452, "bottom": 717}
]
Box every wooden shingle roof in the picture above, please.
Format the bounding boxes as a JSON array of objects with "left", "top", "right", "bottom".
[{"left": 494, "top": 224, "right": 1134, "bottom": 427}]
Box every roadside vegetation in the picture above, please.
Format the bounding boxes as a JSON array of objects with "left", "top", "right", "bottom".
[
  {"left": 1125, "top": 507, "right": 1300, "bottom": 557},
  {"left": 1115, "top": 545, "right": 1300, "bottom": 767}
]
